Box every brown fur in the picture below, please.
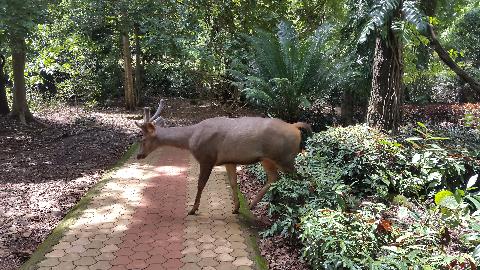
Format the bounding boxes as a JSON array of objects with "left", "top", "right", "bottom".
[{"left": 136, "top": 117, "right": 311, "bottom": 215}]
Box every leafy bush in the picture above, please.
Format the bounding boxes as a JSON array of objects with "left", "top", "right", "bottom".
[
  {"left": 248, "top": 124, "right": 480, "bottom": 269},
  {"left": 300, "top": 203, "right": 390, "bottom": 269}
]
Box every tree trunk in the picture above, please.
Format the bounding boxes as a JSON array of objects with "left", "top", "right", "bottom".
[
  {"left": 122, "top": 32, "right": 135, "bottom": 111},
  {"left": 0, "top": 54, "right": 10, "bottom": 115},
  {"left": 9, "top": 35, "right": 33, "bottom": 124},
  {"left": 134, "top": 23, "right": 144, "bottom": 106},
  {"left": 425, "top": 24, "right": 480, "bottom": 95},
  {"left": 341, "top": 88, "right": 354, "bottom": 126},
  {"left": 366, "top": 26, "right": 403, "bottom": 133}
]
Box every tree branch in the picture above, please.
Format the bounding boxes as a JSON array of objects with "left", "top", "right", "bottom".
[{"left": 425, "top": 23, "right": 480, "bottom": 94}]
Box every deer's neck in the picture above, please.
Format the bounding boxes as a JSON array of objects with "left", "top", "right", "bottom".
[{"left": 155, "top": 126, "right": 194, "bottom": 149}]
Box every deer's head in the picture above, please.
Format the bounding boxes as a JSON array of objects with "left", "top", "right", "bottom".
[{"left": 135, "top": 100, "right": 165, "bottom": 160}]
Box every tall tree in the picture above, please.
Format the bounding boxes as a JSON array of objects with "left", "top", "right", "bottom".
[
  {"left": 0, "top": 54, "right": 9, "bottom": 115},
  {"left": 0, "top": 0, "right": 48, "bottom": 123},
  {"left": 366, "top": 25, "right": 403, "bottom": 132},
  {"left": 9, "top": 35, "right": 32, "bottom": 123},
  {"left": 361, "top": 0, "right": 406, "bottom": 132},
  {"left": 360, "top": 0, "right": 430, "bottom": 132},
  {"left": 133, "top": 23, "right": 144, "bottom": 106},
  {"left": 122, "top": 28, "right": 135, "bottom": 111}
]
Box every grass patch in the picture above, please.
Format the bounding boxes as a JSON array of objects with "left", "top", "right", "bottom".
[
  {"left": 20, "top": 143, "right": 139, "bottom": 270},
  {"left": 237, "top": 188, "right": 269, "bottom": 270}
]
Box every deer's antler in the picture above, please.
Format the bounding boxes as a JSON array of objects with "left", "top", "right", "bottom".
[{"left": 148, "top": 99, "right": 166, "bottom": 126}]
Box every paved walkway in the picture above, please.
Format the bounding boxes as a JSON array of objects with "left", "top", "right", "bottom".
[{"left": 34, "top": 147, "right": 256, "bottom": 270}]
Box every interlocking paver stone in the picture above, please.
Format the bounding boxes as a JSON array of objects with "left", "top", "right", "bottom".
[
  {"left": 95, "top": 252, "right": 116, "bottom": 261},
  {"left": 89, "top": 261, "right": 112, "bottom": 270},
  {"left": 213, "top": 246, "right": 233, "bottom": 254},
  {"left": 217, "top": 253, "right": 235, "bottom": 262},
  {"left": 45, "top": 249, "right": 65, "bottom": 258},
  {"left": 181, "top": 246, "right": 200, "bottom": 255},
  {"left": 199, "top": 250, "right": 217, "bottom": 258},
  {"left": 38, "top": 258, "right": 60, "bottom": 267},
  {"left": 33, "top": 146, "right": 257, "bottom": 269},
  {"left": 197, "top": 258, "right": 220, "bottom": 267},
  {"left": 52, "top": 261, "right": 75, "bottom": 270},
  {"left": 180, "top": 253, "right": 201, "bottom": 263},
  {"left": 181, "top": 263, "right": 202, "bottom": 270},
  {"left": 73, "top": 256, "right": 96, "bottom": 266},
  {"left": 233, "top": 257, "right": 254, "bottom": 267}
]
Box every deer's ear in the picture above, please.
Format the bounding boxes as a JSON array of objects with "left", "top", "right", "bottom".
[
  {"left": 135, "top": 121, "right": 142, "bottom": 129},
  {"left": 145, "top": 122, "right": 156, "bottom": 134}
]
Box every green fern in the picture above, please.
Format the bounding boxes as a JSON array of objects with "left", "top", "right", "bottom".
[
  {"left": 359, "top": 0, "right": 427, "bottom": 43},
  {"left": 232, "top": 21, "right": 333, "bottom": 121}
]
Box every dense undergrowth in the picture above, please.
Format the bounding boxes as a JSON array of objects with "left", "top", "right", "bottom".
[{"left": 247, "top": 123, "right": 480, "bottom": 269}]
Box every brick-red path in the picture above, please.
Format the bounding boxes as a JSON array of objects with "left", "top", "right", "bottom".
[{"left": 35, "top": 146, "right": 255, "bottom": 270}]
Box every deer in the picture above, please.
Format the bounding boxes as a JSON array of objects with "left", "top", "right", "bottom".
[{"left": 135, "top": 100, "right": 312, "bottom": 215}]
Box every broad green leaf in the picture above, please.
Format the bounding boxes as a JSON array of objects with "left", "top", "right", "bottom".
[
  {"left": 434, "top": 190, "right": 454, "bottom": 206},
  {"left": 467, "top": 174, "right": 478, "bottom": 189}
]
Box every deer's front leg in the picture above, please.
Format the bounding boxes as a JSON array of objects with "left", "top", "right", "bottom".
[
  {"left": 249, "top": 160, "right": 279, "bottom": 209},
  {"left": 225, "top": 164, "right": 240, "bottom": 214},
  {"left": 188, "top": 164, "right": 213, "bottom": 215}
]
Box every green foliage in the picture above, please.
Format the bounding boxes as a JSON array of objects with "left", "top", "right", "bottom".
[
  {"left": 232, "top": 21, "right": 335, "bottom": 121},
  {"left": 300, "top": 203, "right": 390, "bottom": 269},
  {"left": 450, "top": 8, "right": 480, "bottom": 67},
  {"left": 359, "top": 0, "right": 427, "bottom": 43},
  {"left": 248, "top": 124, "right": 480, "bottom": 268}
]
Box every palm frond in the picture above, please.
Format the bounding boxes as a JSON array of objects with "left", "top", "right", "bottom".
[
  {"left": 233, "top": 20, "right": 336, "bottom": 120},
  {"left": 277, "top": 21, "right": 298, "bottom": 81},
  {"left": 359, "top": 0, "right": 401, "bottom": 43},
  {"left": 248, "top": 30, "right": 285, "bottom": 80},
  {"left": 402, "top": 0, "right": 427, "bottom": 33}
]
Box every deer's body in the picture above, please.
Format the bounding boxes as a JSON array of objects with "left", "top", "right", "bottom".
[
  {"left": 136, "top": 105, "right": 311, "bottom": 215},
  {"left": 154, "top": 117, "right": 301, "bottom": 169}
]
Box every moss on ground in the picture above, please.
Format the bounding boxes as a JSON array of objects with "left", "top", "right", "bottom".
[{"left": 237, "top": 188, "right": 269, "bottom": 270}]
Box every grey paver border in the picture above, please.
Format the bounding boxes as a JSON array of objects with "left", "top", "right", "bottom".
[
  {"left": 20, "top": 143, "right": 139, "bottom": 270},
  {"left": 236, "top": 187, "right": 269, "bottom": 270}
]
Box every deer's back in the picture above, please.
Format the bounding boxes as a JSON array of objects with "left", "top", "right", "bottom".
[{"left": 189, "top": 117, "right": 301, "bottom": 168}]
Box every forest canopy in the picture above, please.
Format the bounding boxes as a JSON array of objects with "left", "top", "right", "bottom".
[{"left": 0, "top": 0, "right": 479, "bottom": 129}]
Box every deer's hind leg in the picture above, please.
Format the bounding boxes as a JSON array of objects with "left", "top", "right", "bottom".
[
  {"left": 188, "top": 163, "right": 213, "bottom": 215},
  {"left": 249, "top": 159, "right": 279, "bottom": 210},
  {"left": 225, "top": 164, "right": 240, "bottom": 214}
]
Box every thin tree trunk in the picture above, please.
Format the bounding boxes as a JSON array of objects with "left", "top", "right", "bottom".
[
  {"left": 0, "top": 54, "right": 10, "bottom": 115},
  {"left": 9, "top": 35, "right": 33, "bottom": 124},
  {"left": 425, "top": 24, "right": 480, "bottom": 94},
  {"left": 341, "top": 88, "right": 353, "bottom": 126},
  {"left": 420, "top": 0, "right": 480, "bottom": 96},
  {"left": 366, "top": 26, "right": 403, "bottom": 133},
  {"left": 122, "top": 32, "right": 135, "bottom": 111},
  {"left": 134, "top": 23, "right": 144, "bottom": 106}
]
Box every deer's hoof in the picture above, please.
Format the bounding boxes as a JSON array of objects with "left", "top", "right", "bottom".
[
  {"left": 188, "top": 209, "right": 197, "bottom": 215},
  {"left": 232, "top": 209, "right": 239, "bottom": 214}
]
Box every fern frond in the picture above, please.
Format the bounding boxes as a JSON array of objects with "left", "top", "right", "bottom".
[
  {"left": 359, "top": 0, "right": 401, "bottom": 43},
  {"left": 402, "top": 0, "right": 427, "bottom": 33},
  {"left": 243, "top": 86, "right": 274, "bottom": 107},
  {"left": 277, "top": 21, "right": 298, "bottom": 80}
]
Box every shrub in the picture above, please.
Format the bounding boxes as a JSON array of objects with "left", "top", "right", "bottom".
[
  {"left": 248, "top": 124, "right": 480, "bottom": 269},
  {"left": 231, "top": 21, "right": 334, "bottom": 121},
  {"left": 300, "top": 203, "right": 390, "bottom": 269}
]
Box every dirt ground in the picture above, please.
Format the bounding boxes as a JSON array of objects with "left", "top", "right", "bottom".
[{"left": 0, "top": 97, "right": 258, "bottom": 270}]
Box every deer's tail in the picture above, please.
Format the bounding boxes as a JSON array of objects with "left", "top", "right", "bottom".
[{"left": 293, "top": 122, "right": 313, "bottom": 150}]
